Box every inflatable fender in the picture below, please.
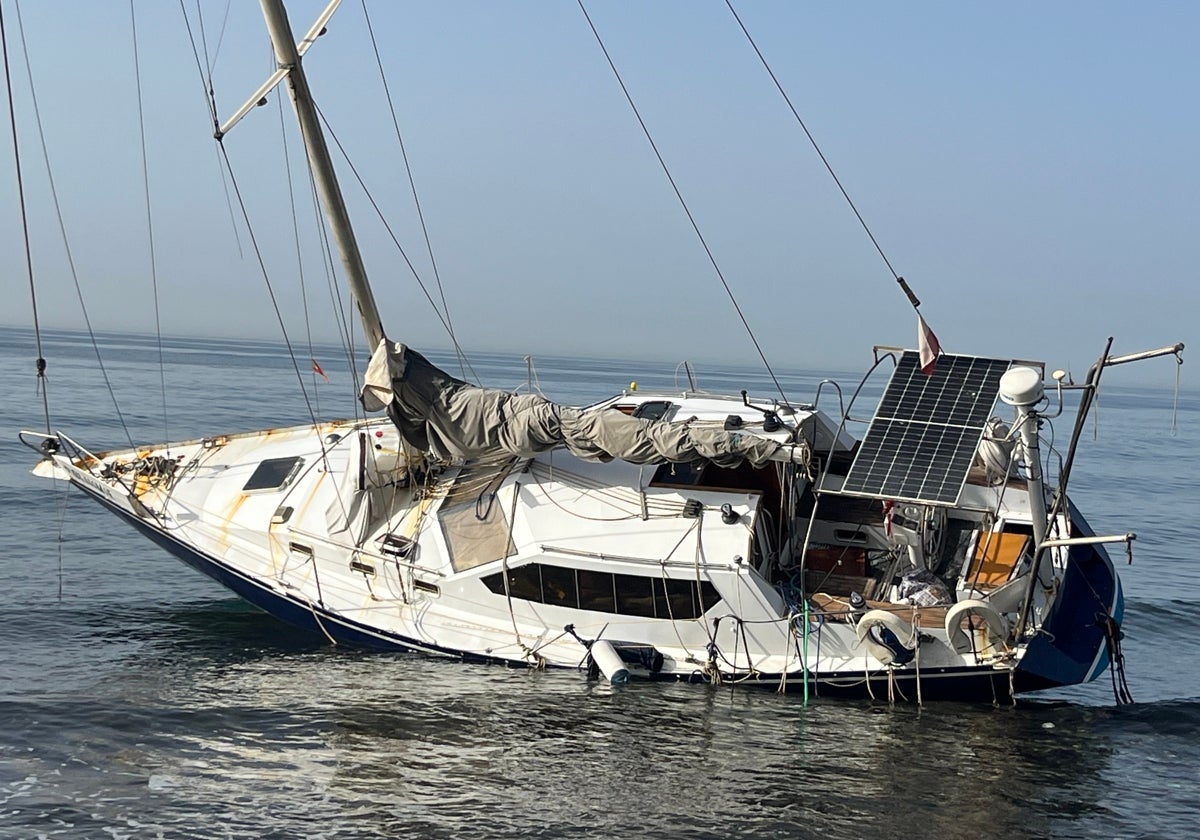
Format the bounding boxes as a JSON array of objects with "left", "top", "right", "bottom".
[
  {"left": 855, "top": 609, "right": 918, "bottom": 666},
  {"left": 945, "top": 599, "right": 1010, "bottom": 655}
]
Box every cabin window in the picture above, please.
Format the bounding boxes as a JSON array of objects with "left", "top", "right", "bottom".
[
  {"left": 482, "top": 563, "right": 718, "bottom": 620},
  {"left": 654, "top": 578, "right": 697, "bottom": 619},
  {"left": 577, "top": 569, "right": 617, "bottom": 613},
  {"left": 540, "top": 565, "right": 577, "bottom": 607},
  {"left": 614, "top": 575, "right": 657, "bottom": 618},
  {"left": 243, "top": 457, "right": 304, "bottom": 492},
  {"left": 631, "top": 401, "right": 673, "bottom": 421},
  {"left": 503, "top": 564, "right": 543, "bottom": 602},
  {"left": 649, "top": 460, "right": 777, "bottom": 499},
  {"left": 651, "top": 461, "right": 706, "bottom": 487}
]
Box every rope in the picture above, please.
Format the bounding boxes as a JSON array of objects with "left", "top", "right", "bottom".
[
  {"left": 212, "top": 146, "right": 322, "bottom": 429},
  {"left": 576, "top": 0, "right": 792, "bottom": 411},
  {"left": 913, "top": 616, "right": 923, "bottom": 707},
  {"left": 10, "top": 1, "right": 134, "bottom": 448},
  {"left": 1, "top": 0, "right": 50, "bottom": 434},
  {"left": 129, "top": 1, "right": 172, "bottom": 455},
  {"left": 54, "top": 476, "right": 70, "bottom": 601},
  {"left": 1099, "top": 612, "right": 1134, "bottom": 705},
  {"left": 498, "top": 481, "right": 542, "bottom": 664},
  {"left": 655, "top": 519, "right": 703, "bottom": 660},
  {"left": 1172, "top": 350, "right": 1182, "bottom": 435},
  {"left": 800, "top": 600, "right": 810, "bottom": 703},
  {"left": 306, "top": 597, "right": 338, "bottom": 646}
]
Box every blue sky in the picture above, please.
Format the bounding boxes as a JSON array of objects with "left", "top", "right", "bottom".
[{"left": 1, "top": 1, "right": 1195, "bottom": 384}]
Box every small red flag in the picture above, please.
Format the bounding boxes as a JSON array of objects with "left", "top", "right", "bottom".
[
  {"left": 311, "top": 359, "right": 330, "bottom": 382},
  {"left": 917, "top": 313, "right": 941, "bottom": 375}
]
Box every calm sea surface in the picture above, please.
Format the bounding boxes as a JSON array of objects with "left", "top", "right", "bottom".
[{"left": 1, "top": 325, "right": 1197, "bottom": 839}]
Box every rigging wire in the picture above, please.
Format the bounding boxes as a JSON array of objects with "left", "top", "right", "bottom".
[
  {"left": 0, "top": 0, "right": 50, "bottom": 433},
  {"left": 276, "top": 65, "right": 322, "bottom": 415},
  {"left": 313, "top": 103, "right": 481, "bottom": 383},
  {"left": 313, "top": 167, "right": 364, "bottom": 413},
  {"left": 178, "top": 1, "right": 349, "bottom": 420},
  {"left": 175, "top": 8, "right": 333, "bottom": 446},
  {"left": 199, "top": 0, "right": 233, "bottom": 77},
  {"left": 214, "top": 139, "right": 349, "bottom": 514},
  {"left": 576, "top": 0, "right": 792, "bottom": 410},
  {"left": 10, "top": 1, "right": 135, "bottom": 448},
  {"left": 177, "top": 1, "right": 219, "bottom": 142},
  {"left": 293, "top": 101, "right": 369, "bottom": 419},
  {"left": 210, "top": 114, "right": 352, "bottom": 550},
  {"left": 217, "top": 144, "right": 321, "bottom": 421},
  {"left": 129, "top": 1, "right": 171, "bottom": 452},
  {"left": 187, "top": 0, "right": 245, "bottom": 259},
  {"left": 724, "top": 0, "right": 920, "bottom": 314},
  {"left": 360, "top": 0, "right": 469, "bottom": 380}
]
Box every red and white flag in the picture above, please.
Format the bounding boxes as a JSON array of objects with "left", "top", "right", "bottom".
[
  {"left": 917, "top": 313, "right": 941, "bottom": 375},
  {"left": 311, "top": 359, "right": 330, "bottom": 383}
]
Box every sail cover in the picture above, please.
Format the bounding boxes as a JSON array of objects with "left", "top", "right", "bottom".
[{"left": 362, "top": 340, "right": 784, "bottom": 467}]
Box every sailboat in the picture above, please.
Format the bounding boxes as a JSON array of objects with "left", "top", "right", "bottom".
[{"left": 17, "top": 0, "right": 1184, "bottom": 703}]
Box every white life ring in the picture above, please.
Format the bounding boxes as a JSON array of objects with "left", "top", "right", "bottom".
[
  {"left": 977, "top": 417, "right": 1014, "bottom": 483},
  {"left": 855, "top": 609, "right": 918, "bottom": 666},
  {"left": 945, "top": 599, "right": 1010, "bottom": 655}
]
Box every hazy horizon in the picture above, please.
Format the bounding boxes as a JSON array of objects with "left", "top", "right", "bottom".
[{"left": 2, "top": 2, "right": 1195, "bottom": 389}]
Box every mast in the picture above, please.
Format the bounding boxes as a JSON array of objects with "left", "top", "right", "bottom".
[{"left": 257, "top": 0, "right": 385, "bottom": 350}]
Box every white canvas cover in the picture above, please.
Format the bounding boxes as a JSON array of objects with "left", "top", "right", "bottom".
[{"left": 362, "top": 340, "right": 785, "bottom": 467}]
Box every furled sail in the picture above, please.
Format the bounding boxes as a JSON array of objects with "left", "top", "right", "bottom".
[{"left": 362, "top": 340, "right": 786, "bottom": 467}]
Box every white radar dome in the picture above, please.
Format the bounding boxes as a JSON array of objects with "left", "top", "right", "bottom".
[{"left": 999, "top": 366, "right": 1045, "bottom": 407}]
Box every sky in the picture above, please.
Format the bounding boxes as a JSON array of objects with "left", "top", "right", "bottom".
[{"left": 1, "top": 1, "right": 1196, "bottom": 385}]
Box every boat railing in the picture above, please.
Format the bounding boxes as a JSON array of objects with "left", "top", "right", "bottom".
[
  {"left": 17, "top": 429, "right": 59, "bottom": 457},
  {"left": 1039, "top": 533, "right": 1137, "bottom": 563},
  {"left": 540, "top": 543, "right": 733, "bottom": 571},
  {"left": 811, "top": 380, "right": 846, "bottom": 422}
]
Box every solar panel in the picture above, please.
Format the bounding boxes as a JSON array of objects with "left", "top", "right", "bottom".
[{"left": 838, "top": 352, "right": 1014, "bottom": 505}]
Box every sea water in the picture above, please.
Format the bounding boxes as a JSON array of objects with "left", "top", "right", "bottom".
[{"left": 1, "top": 325, "right": 1197, "bottom": 839}]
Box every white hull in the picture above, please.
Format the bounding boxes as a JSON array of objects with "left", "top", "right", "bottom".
[{"left": 29, "top": 381, "right": 1123, "bottom": 703}]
